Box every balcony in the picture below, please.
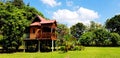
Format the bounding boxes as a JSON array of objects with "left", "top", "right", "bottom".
[
  {"left": 41, "top": 32, "right": 57, "bottom": 40},
  {"left": 28, "top": 32, "right": 56, "bottom": 40}
]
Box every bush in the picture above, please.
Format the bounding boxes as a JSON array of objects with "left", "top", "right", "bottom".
[
  {"left": 59, "top": 46, "right": 67, "bottom": 52},
  {"left": 79, "top": 46, "right": 85, "bottom": 50},
  {"left": 72, "top": 46, "right": 85, "bottom": 51},
  {"left": 59, "top": 45, "right": 85, "bottom": 52},
  {"left": 110, "top": 33, "right": 120, "bottom": 46}
]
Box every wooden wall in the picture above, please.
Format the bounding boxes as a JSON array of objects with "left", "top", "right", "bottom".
[{"left": 30, "top": 23, "right": 57, "bottom": 40}]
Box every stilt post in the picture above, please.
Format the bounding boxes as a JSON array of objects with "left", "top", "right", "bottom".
[
  {"left": 24, "top": 40, "right": 26, "bottom": 52},
  {"left": 38, "top": 40, "right": 40, "bottom": 52},
  {"left": 52, "top": 40, "right": 54, "bottom": 52}
]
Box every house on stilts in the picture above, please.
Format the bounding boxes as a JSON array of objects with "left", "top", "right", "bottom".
[{"left": 24, "top": 15, "right": 57, "bottom": 52}]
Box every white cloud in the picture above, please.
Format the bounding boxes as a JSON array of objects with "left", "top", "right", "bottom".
[
  {"left": 41, "top": 0, "right": 61, "bottom": 7},
  {"left": 52, "top": 7, "right": 99, "bottom": 27}
]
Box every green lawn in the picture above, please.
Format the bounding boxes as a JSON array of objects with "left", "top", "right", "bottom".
[{"left": 0, "top": 47, "right": 120, "bottom": 58}]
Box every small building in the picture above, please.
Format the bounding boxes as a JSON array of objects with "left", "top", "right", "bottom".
[{"left": 24, "top": 15, "right": 57, "bottom": 52}]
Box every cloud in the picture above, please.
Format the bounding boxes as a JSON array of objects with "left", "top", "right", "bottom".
[
  {"left": 41, "top": 0, "right": 61, "bottom": 7},
  {"left": 52, "top": 7, "right": 99, "bottom": 27}
]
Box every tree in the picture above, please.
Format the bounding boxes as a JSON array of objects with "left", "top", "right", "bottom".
[
  {"left": 0, "top": 1, "right": 44, "bottom": 50},
  {"left": 93, "top": 28, "right": 110, "bottom": 46},
  {"left": 70, "top": 23, "right": 86, "bottom": 39},
  {"left": 110, "top": 33, "right": 120, "bottom": 46},
  {"left": 88, "top": 21, "right": 102, "bottom": 32},
  {"left": 79, "top": 32, "right": 96, "bottom": 46},
  {"left": 12, "top": 0, "right": 24, "bottom": 8},
  {"left": 0, "top": 3, "right": 28, "bottom": 50},
  {"left": 79, "top": 28, "right": 113, "bottom": 46},
  {"left": 56, "top": 24, "right": 69, "bottom": 46},
  {"left": 105, "top": 15, "right": 120, "bottom": 35}
]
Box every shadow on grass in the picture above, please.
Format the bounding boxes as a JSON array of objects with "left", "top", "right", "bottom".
[
  {"left": 0, "top": 49, "right": 53, "bottom": 53},
  {"left": 0, "top": 49, "right": 24, "bottom": 53}
]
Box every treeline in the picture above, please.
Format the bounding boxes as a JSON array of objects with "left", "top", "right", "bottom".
[{"left": 57, "top": 16, "right": 120, "bottom": 47}]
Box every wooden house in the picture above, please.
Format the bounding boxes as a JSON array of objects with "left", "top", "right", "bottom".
[{"left": 24, "top": 15, "right": 57, "bottom": 52}]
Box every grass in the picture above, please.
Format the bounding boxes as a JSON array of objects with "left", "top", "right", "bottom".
[{"left": 0, "top": 47, "right": 120, "bottom": 58}]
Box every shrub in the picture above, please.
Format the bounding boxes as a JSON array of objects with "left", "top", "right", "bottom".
[
  {"left": 79, "top": 46, "right": 85, "bottom": 50},
  {"left": 110, "top": 33, "right": 120, "bottom": 46},
  {"left": 59, "top": 46, "right": 66, "bottom": 52},
  {"left": 72, "top": 46, "right": 85, "bottom": 51}
]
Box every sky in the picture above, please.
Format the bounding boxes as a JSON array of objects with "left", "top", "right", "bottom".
[{"left": 24, "top": 0, "right": 120, "bottom": 27}]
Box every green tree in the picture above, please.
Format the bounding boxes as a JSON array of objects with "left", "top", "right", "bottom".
[
  {"left": 70, "top": 23, "right": 86, "bottom": 39},
  {"left": 88, "top": 21, "right": 102, "bottom": 32},
  {"left": 110, "top": 33, "right": 120, "bottom": 46},
  {"left": 56, "top": 24, "right": 69, "bottom": 46},
  {"left": 79, "top": 32, "right": 96, "bottom": 46},
  {"left": 0, "top": 3, "right": 28, "bottom": 50},
  {"left": 12, "top": 0, "right": 24, "bottom": 8},
  {"left": 105, "top": 15, "right": 120, "bottom": 35},
  {"left": 93, "top": 28, "right": 110, "bottom": 46},
  {"left": 0, "top": 1, "right": 44, "bottom": 50},
  {"left": 79, "top": 28, "right": 113, "bottom": 46}
]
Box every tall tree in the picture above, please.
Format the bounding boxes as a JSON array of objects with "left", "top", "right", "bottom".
[
  {"left": 70, "top": 23, "right": 86, "bottom": 39},
  {"left": 93, "top": 28, "right": 110, "bottom": 46},
  {"left": 88, "top": 21, "right": 102, "bottom": 31},
  {"left": 105, "top": 15, "right": 120, "bottom": 34},
  {"left": 12, "top": 0, "right": 24, "bottom": 8},
  {"left": 79, "top": 32, "right": 96, "bottom": 46},
  {"left": 56, "top": 24, "right": 69, "bottom": 46},
  {"left": 110, "top": 33, "right": 120, "bottom": 46},
  {"left": 0, "top": 1, "right": 44, "bottom": 50}
]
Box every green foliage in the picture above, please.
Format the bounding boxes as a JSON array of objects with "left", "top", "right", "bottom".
[
  {"left": 105, "top": 15, "right": 120, "bottom": 35},
  {"left": 93, "top": 28, "right": 110, "bottom": 46},
  {"left": 79, "top": 32, "right": 96, "bottom": 46},
  {"left": 59, "top": 46, "right": 66, "bottom": 52},
  {"left": 72, "top": 46, "right": 85, "bottom": 51},
  {"left": 88, "top": 21, "right": 102, "bottom": 32},
  {"left": 110, "top": 33, "right": 120, "bottom": 46},
  {"left": 79, "top": 27, "right": 120, "bottom": 46},
  {"left": 70, "top": 23, "right": 86, "bottom": 39},
  {"left": 12, "top": 0, "right": 24, "bottom": 8},
  {"left": 57, "top": 24, "right": 69, "bottom": 38},
  {"left": 59, "top": 43, "right": 85, "bottom": 52},
  {"left": 56, "top": 24, "right": 69, "bottom": 46},
  {"left": 0, "top": 1, "right": 44, "bottom": 50}
]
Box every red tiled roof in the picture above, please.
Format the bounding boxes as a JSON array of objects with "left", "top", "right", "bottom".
[
  {"left": 30, "top": 15, "right": 56, "bottom": 26},
  {"left": 30, "top": 22, "right": 41, "bottom": 26},
  {"left": 40, "top": 20, "right": 56, "bottom": 24}
]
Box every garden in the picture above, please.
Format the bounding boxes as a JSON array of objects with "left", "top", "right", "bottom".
[{"left": 0, "top": 0, "right": 120, "bottom": 58}]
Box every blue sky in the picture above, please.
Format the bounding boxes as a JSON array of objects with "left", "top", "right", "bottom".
[{"left": 24, "top": 0, "right": 120, "bottom": 27}]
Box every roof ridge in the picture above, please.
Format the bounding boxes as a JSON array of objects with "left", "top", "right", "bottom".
[{"left": 37, "top": 15, "right": 46, "bottom": 21}]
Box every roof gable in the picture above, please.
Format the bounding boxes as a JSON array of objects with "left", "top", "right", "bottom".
[{"left": 30, "top": 15, "right": 56, "bottom": 26}]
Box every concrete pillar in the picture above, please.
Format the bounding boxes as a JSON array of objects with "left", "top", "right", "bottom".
[
  {"left": 24, "top": 41, "right": 26, "bottom": 52},
  {"left": 52, "top": 40, "right": 54, "bottom": 52},
  {"left": 38, "top": 40, "right": 40, "bottom": 52}
]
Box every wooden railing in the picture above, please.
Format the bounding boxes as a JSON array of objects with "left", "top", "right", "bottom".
[
  {"left": 29, "top": 32, "right": 56, "bottom": 40},
  {"left": 42, "top": 32, "right": 51, "bottom": 38},
  {"left": 42, "top": 32, "right": 56, "bottom": 39}
]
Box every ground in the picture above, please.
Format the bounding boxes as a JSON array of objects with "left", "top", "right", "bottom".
[{"left": 0, "top": 47, "right": 120, "bottom": 58}]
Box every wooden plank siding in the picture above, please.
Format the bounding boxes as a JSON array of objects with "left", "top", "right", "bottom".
[{"left": 28, "top": 15, "right": 57, "bottom": 40}]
